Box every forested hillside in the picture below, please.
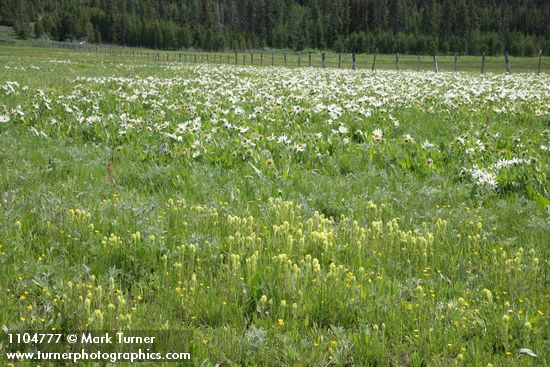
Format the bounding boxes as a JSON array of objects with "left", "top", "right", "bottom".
[{"left": 2, "top": 0, "right": 549, "bottom": 55}]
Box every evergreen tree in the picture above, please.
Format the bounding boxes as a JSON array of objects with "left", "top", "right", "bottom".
[{"left": 0, "top": 0, "right": 547, "bottom": 55}]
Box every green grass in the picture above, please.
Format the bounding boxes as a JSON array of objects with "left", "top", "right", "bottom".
[
  {"left": 1, "top": 29, "right": 549, "bottom": 74},
  {"left": 43, "top": 47, "right": 550, "bottom": 73},
  {"left": 0, "top": 45, "right": 548, "bottom": 366}
]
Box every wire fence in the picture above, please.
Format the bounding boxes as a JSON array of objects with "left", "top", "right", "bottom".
[{"left": 30, "top": 39, "right": 549, "bottom": 74}]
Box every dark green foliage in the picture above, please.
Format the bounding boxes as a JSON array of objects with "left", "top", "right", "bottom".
[{"left": 0, "top": 0, "right": 548, "bottom": 55}]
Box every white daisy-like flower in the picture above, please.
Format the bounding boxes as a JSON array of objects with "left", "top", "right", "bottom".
[
  {"left": 338, "top": 125, "right": 349, "bottom": 134},
  {"left": 421, "top": 140, "right": 435, "bottom": 150},
  {"left": 372, "top": 129, "right": 383, "bottom": 141},
  {"left": 403, "top": 134, "right": 415, "bottom": 143},
  {"left": 470, "top": 167, "right": 498, "bottom": 190}
]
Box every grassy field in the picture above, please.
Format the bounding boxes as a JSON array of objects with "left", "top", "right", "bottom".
[
  {"left": 1, "top": 23, "right": 549, "bottom": 74},
  {"left": 0, "top": 45, "right": 549, "bottom": 366},
  {"left": 27, "top": 45, "right": 550, "bottom": 74}
]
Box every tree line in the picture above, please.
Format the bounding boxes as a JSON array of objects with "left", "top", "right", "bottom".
[{"left": 2, "top": 0, "right": 549, "bottom": 56}]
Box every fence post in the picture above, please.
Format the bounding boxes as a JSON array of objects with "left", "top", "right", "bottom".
[
  {"left": 453, "top": 53, "right": 458, "bottom": 71},
  {"left": 308, "top": 52, "right": 312, "bottom": 67},
  {"left": 417, "top": 54, "right": 420, "bottom": 71},
  {"left": 235, "top": 52, "right": 238, "bottom": 64},
  {"left": 538, "top": 49, "right": 543, "bottom": 75},
  {"left": 298, "top": 53, "right": 301, "bottom": 67},
  {"left": 261, "top": 53, "right": 263, "bottom": 65},
  {"left": 481, "top": 52, "right": 485, "bottom": 74},
  {"left": 396, "top": 52, "right": 400, "bottom": 70},
  {"left": 352, "top": 53, "right": 356, "bottom": 70},
  {"left": 272, "top": 52, "right": 275, "bottom": 66},
  {"left": 322, "top": 51, "right": 326, "bottom": 68},
  {"left": 251, "top": 53, "right": 253, "bottom": 65},
  {"left": 372, "top": 53, "right": 377, "bottom": 71},
  {"left": 505, "top": 51, "right": 511, "bottom": 73},
  {"left": 433, "top": 55, "right": 439, "bottom": 73},
  {"left": 284, "top": 53, "right": 287, "bottom": 66},
  {"left": 338, "top": 53, "right": 341, "bottom": 68}
]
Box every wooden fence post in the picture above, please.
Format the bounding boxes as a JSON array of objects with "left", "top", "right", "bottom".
[
  {"left": 284, "top": 53, "right": 287, "bottom": 66},
  {"left": 453, "top": 53, "right": 458, "bottom": 71},
  {"left": 298, "top": 53, "right": 301, "bottom": 67},
  {"left": 538, "top": 49, "right": 543, "bottom": 75},
  {"left": 396, "top": 52, "right": 400, "bottom": 70},
  {"left": 481, "top": 52, "right": 485, "bottom": 74},
  {"left": 505, "top": 51, "right": 511, "bottom": 73},
  {"left": 352, "top": 53, "right": 356, "bottom": 70},
  {"left": 433, "top": 55, "right": 439, "bottom": 73},
  {"left": 261, "top": 53, "right": 263, "bottom": 65},
  {"left": 338, "top": 53, "right": 341, "bottom": 68},
  {"left": 372, "top": 53, "right": 377, "bottom": 71},
  {"left": 308, "top": 52, "right": 312, "bottom": 67},
  {"left": 272, "top": 52, "right": 275, "bottom": 66},
  {"left": 417, "top": 54, "right": 420, "bottom": 71},
  {"left": 235, "top": 52, "right": 238, "bottom": 64},
  {"left": 322, "top": 52, "right": 326, "bottom": 68}
]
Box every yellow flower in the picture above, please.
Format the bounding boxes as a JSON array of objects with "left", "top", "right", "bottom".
[
  {"left": 407, "top": 303, "right": 413, "bottom": 311},
  {"left": 277, "top": 319, "right": 284, "bottom": 326},
  {"left": 202, "top": 339, "right": 208, "bottom": 345}
]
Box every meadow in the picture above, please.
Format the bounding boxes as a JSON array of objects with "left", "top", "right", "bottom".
[{"left": 0, "top": 45, "right": 549, "bottom": 366}]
